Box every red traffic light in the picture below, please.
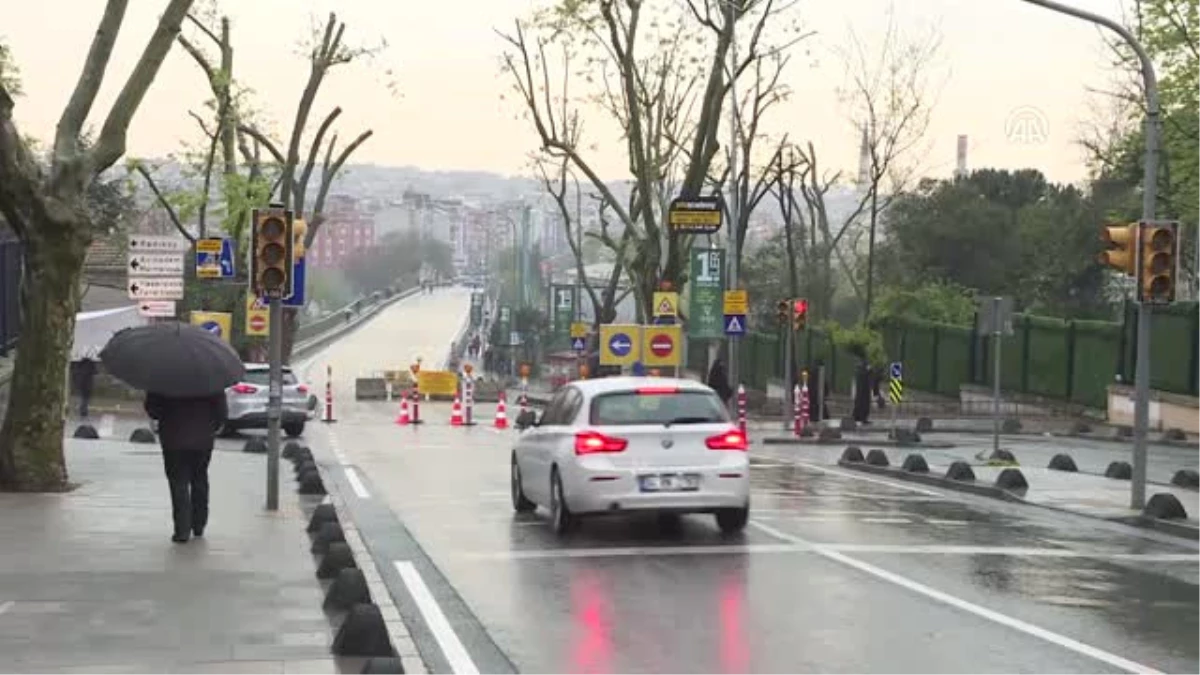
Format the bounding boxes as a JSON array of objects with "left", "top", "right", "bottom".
[{"left": 793, "top": 299, "right": 809, "bottom": 316}]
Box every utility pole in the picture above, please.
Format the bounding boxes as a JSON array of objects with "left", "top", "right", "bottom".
[
  {"left": 1018, "top": 0, "right": 1159, "bottom": 509},
  {"left": 725, "top": 2, "right": 741, "bottom": 390}
]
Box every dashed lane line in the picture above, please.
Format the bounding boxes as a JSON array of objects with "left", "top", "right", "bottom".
[
  {"left": 344, "top": 467, "right": 371, "bottom": 499},
  {"left": 394, "top": 561, "right": 480, "bottom": 675},
  {"left": 749, "top": 520, "right": 1162, "bottom": 675},
  {"left": 0, "top": 600, "right": 13, "bottom": 616}
]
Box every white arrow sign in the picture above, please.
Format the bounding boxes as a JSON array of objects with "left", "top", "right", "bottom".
[
  {"left": 137, "top": 300, "right": 177, "bottom": 317},
  {"left": 127, "top": 234, "right": 190, "bottom": 252},
  {"left": 127, "top": 277, "right": 185, "bottom": 300},
  {"left": 128, "top": 253, "right": 185, "bottom": 276}
]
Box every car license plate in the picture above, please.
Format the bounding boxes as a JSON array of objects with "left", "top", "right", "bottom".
[{"left": 639, "top": 473, "right": 700, "bottom": 492}]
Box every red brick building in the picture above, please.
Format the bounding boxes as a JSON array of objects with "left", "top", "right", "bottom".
[{"left": 309, "top": 196, "right": 376, "bottom": 269}]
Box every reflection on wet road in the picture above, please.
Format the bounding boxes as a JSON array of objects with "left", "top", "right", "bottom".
[{"left": 305, "top": 289, "right": 1199, "bottom": 674}]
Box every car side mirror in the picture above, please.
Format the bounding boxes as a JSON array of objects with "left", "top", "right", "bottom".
[{"left": 515, "top": 410, "right": 538, "bottom": 430}]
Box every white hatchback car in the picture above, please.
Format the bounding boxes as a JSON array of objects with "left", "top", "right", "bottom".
[{"left": 510, "top": 377, "right": 750, "bottom": 535}]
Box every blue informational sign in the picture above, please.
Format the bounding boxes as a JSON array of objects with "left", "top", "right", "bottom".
[
  {"left": 890, "top": 361, "right": 903, "bottom": 379},
  {"left": 723, "top": 314, "right": 746, "bottom": 336},
  {"left": 201, "top": 320, "right": 222, "bottom": 337},
  {"left": 196, "top": 237, "right": 235, "bottom": 279},
  {"left": 609, "top": 332, "right": 633, "bottom": 357},
  {"left": 219, "top": 238, "right": 234, "bottom": 277},
  {"left": 571, "top": 336, "right": 586, "bottom": 352}
]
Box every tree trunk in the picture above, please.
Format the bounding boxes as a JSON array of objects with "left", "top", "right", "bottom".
[
  {"left": 0, "top": 221, "right": 88, "bottom": 492},
  {"left": 280, "top": 306, "right": 299, "bottom": 365}
]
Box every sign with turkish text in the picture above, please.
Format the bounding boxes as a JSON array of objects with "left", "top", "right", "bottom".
[
  {"left": 687, "top": 247, "right": 725, "bottom": 339},
  {"left": 668, "top": 196, "right": 723, "bottom": 234}
]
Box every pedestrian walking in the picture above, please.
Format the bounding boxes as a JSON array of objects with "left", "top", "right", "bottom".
[
  {"left": 73, "top": 356, "right": 97, "bottom": 418},
  {"left": 144, "top": 392, "right": 227, "bottom": 543},
  {"left": 851, "top": 348, "right": 872, "bottom": 425},
  {"left": 706, "top": 356, "right": 734, "bottom": 405}
]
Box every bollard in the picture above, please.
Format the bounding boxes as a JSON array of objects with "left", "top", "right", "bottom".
[
  {"left": 463, "top": 375, "right": 475, "bottom": 426},
  {"left": 323, "top": 364, "right": 337, "bottom": 423},
  {"left": 736, "top": 384, "right": 747, "bottom": 436},
  {"left": 799, "top": 375, "right": 810, "bottom": 436},
  {"left": 792, "top": 384, "right": 803, "bottom": 438},
  {"left": 409, "top": 386, "right": 421, "bottom": 425}
]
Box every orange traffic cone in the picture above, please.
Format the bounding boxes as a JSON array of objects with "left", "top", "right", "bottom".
[
  {"left": 450, "top": 394, "right": 464, "bottom": 427},
  {"left": 494, "top": 392, "right": 508, "bottom": 430},
  {"left": 395, "top": 391, "right": 411, "bottom": 426}
]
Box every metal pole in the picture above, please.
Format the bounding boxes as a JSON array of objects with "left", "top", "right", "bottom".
[
  {"left": 266, "top": 297, "right": 283, "bottom": 511},
  {"left": 992, "top": 297, "right": 1002, "bottom": 455},
  {"left": 782, "top": 323, "right": 793, "bottom": 431},
  {"left": 725, "top": 3, "right": 740, "bottom": 391},
  {"left": 1016, "top": 0, "right": 1159, "bottom": 510}
]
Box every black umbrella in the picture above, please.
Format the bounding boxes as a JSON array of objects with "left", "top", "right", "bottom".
[{"left": 100, "top": 321, "right": 245, "bottom": 397}]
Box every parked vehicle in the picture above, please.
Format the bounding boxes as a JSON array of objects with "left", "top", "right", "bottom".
[{"left": 220, "top": 364, "right": 313, "bottom": 438}]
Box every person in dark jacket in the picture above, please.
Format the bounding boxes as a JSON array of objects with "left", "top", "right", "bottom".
[
  {"left": 851, "top": 351, "right": 872, "bottom": 425},
  {"left": 707, "top": 356, "right": 734, "bottom": 405},
  {"left": 145, "top": 392, "right": 227, "bottom": 543},
  {"left": 73, "top": 357, "right": 97, "bottom": 418}
]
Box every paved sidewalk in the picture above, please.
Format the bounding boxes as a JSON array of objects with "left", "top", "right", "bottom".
[{"left": 0, "top": 434, "right": 363, "bottom": 673}]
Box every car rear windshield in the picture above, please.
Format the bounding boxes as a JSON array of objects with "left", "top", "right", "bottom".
[
  {"left": 589, "top": 390, "right": 730, "bottom": 426},
  {"left": 243, "top": 370, "right": 298, "bottom": 386}
]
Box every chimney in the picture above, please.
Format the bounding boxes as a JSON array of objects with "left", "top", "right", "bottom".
[{"left": 954, "top": 135, "right": 968, "bottom": 178}]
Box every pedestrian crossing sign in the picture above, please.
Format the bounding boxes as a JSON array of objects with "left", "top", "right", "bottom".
[{"left": 723, "top": 314, "right": 746, "bottom": 335}]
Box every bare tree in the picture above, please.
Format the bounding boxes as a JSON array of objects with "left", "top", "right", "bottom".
[
  {"left": 836, "top": 7, "right": 942, "bottom": 318},
  {"left": 0, "top": 0, "right": 196, "bottom": 491}
]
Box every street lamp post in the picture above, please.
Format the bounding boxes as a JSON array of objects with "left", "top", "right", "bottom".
[
  {"left": 1018, "top": 0, "right": 1159, "bottom": 509},
  {"left": 725, "top": 0, "right": 741, "bottom": 392}
]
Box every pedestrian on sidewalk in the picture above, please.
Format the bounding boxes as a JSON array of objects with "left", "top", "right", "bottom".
[
  {"left": 851, "top": 348, "right": 872, "bottom": 425},
  {"left": 144, "top": 392, "right": 228, "bottom": 543},
  {"left": 73, "top": 356, "right": 97, "bottom": 418},
  {"left": 706, "top": 356, "right": 733, "bottom": 405}
]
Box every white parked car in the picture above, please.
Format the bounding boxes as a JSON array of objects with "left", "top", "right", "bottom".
[
  {"left": 510, "top": 377, "right": 750, "bottom": 535},
  {"left": 221, "top": 364, "right": 315, "bottom": 438}
]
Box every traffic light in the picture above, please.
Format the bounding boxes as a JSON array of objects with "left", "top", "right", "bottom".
[
  {"left": 291, "top": 218, "right": 308, "bottom": 261},
  {"left": 251, "top": 206, "right": 293, "bottom": 299},
  {"left": 793, "top": 298, "right": 809, "bottom": 332},
  {"left": 1098, "top": 223, "right": 1138, "bottom": 276},
  {"left": 1138, "top": 220, "right": 1179, "bottom": 305},
  {"left": 776, "top": 300, "right": 790, "bottom": 324}
]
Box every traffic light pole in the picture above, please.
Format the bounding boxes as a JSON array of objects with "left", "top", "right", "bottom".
[
  {"left": 1018, "top": 0, "right": 1159, "bottom": 510},
  {"left": 725, "top": 4, "right": 741, "bottom": 393},
  {"left": 266, "top": 296, "right": 283, "bottom": 511},
  {"left": 782, "top": 320, "right": 793, "bottom": 431}
]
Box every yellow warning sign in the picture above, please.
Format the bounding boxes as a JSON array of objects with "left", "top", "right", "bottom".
[
  {"left": 417, "top": 370, "right": 459, "bottom": 397},
  {"left": 570, "top": 322, "right": 589, "bottom": 339},
  {"left": 245, "top": 293, "right": 269, "bottom": 337},
  {"left": 190, "top": 311, "right": 232, "bottom": 343},
  {"left": 723, "top": 290, "right": 748, "bottom": 315},
  {"left": 653, "top": 292, "right": 679, "bottom": 318}
]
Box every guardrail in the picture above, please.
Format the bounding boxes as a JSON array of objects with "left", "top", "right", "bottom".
[
  {"left": 293, "top": 286, "right": 425, "bottom": 363},
  {"left": 294, "top": 289, "right": 394, "bottom": 344}
]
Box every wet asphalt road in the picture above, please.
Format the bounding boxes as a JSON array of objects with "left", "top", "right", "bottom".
[{"left": 295, "top": 288, "right": 1200, "bottom": 674}]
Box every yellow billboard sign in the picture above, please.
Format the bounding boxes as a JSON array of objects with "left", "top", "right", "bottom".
[{"left": 190, "top": 311, "right": 232, "bottom": 343}]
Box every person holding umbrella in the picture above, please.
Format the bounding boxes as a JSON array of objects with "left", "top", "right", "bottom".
[{"left": 101, "top": 322, "right": 244, "bottom": 543}]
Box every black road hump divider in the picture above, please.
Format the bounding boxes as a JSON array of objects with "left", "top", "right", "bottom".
[
  {"left": 317, "top": 542, "right": 357, "bottom": 579},
  {"left": 901, "top": 454, "right": 929, "bottom": 473},
  {"left": 299, "top": 469, "right": 326, "bottom": 495},
  {"left": 312, "top": 521, "right": 347, "bottom": 555},
  {"left": 1048, "top": 453, "right": 1078, "bottom": 472},
  {"left": 987, "top": 448, "right": 1018, "bottom": 466},
  {"left": 243, "top": 437, "right": 266, "bottom": 454},
  {"left": 865, "top": 448, "right": 889, "bottom": 467},
  {"left": 945, "top": 461, "right": 976, "bottom": 481},
  {"left": 332, "top": 603, "right": 395, "bottom": 658},
  {"left": 1001, "top": 417, "right": 1022, "bottom": 433},
  {"left": 295, "top": 459, "right": 318, "bottom": 476},
  {"left": 325, "top": 568, "right": 373, "bottom": 612},
  {"left": 308, "top": 502, "right": 338, "bottom": 533},
  {"left": 995, "top": 468, "right": 1029, "bottom": 491},
  {"left": 73, "top": 424, "right": 99, "bottom": 440},
  {"left": 890, "top": 429, "right": 922, "bottom": 445},
  {"left": 1105, "top": 461, "right": 1133, "bottom": 480},
  {"left": 840, "top": 446, "right": 865, "bottom": 463},
  {"left": 283, "top": 441, "right": 305, "bottom": 459},
  {"left": 361, "top": 657, "right": 405, "bottom": 674},
  {"left": 915, "top": 417, "right": 933, "bottom": 432},
  {"left": 1144, "top": 493, "right": 1189, "bottom": 520},
  {"left": 1171, "top": 469, "right": 1199, "bottom": 490},
  {"left": 838, "top": 451, "right": 1024, "bottom": 503},
  {"left": 1070, "top": 420, "right": 1092, "bottom": 434},
  {"left": 129, "top": 427, "right": 156, "bottom": 443}
]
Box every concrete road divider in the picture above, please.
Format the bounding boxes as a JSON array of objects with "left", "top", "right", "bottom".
[
  {"left": 1105, "top": 460, "right": 1133, "bottom": 480},
  {"left": 901, "top": 454, "right": 929, "bottom": 473},
  {"left": 307, "top": 503, "right": 338, "bottom": 533},
  {"left": 298, "top": 469, "right": 326, "bottom": 495},
  {"left": 891, "top": 428, "right": 921, "bottom": 445},
  {"left": 1047, "top": 453, "right": 1078, "bottom": 472},
  {"left": 1171, "top": 469, "right": 1199, "bottom": 489},
  {"left": 945, "top": 461, "right": 976, "bottom": 481},
  {"left": 324, "top": 568, "right": 372, "bottom": 612},
  {"left": 995, "top": 468, "right": 1029, "bottom": 491},
  {"left": 311, "top": 522, "right": 346, "bottom": 555},
  {"left": 73, "top": 424, "right": 99, "bottom": 440},
  {"left": 129, "top": 428, "right": 156, "bottom": 443},
  {"left": 317, "top": 542, "right": 357, "bottom": 579},
  {"left": 1144, "top": 493, "right": 1189, "bottom": 520},
  {"left": 915, "top": 417, "right": 933, "bottom": 432},
  {"left": 360, "top": 656, "right": 405, "bottom": 674},
  {"left": 332, "top": 603, "right": 394, "bottom": 657},
  {"left": 840, "top": 446, "right": 865, "bottom": 463},
  {"left": 839, "top": 417, "right": 857, "bottom": 432},
  {"left": 865, "top": 448, "right": 889, "bottom": 467},
  {"left": 243, "top": 438, "right": 266, "bottom": 454},
  {"left": 355, "top": 378, "right": 389, "bottom": 400}
]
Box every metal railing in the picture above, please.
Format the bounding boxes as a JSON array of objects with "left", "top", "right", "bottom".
[{"left": 294, "top": 290, "right": 390, "bottom": 344}]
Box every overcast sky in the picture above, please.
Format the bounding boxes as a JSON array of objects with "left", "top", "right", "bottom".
[{"left": 4, "top": 0, "right": 1129, "bottom": 185}]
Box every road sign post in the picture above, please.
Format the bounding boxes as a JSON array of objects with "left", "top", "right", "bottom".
[
  {"left": 888, "top": 362, "right": 904, "bottom": 439},
  {"left": 978, "top": 296, "right": 1014, "bottom": 455}
]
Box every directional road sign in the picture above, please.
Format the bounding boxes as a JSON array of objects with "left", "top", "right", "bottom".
[
  {"left": 137, "top": 300, "right": 176, "bottom": 318},
  {"left": 127, "top": 234, "right": 190, "bottom": 253},
  {"left": 888, "top": 361, "right": 904, "bottom": 403},
  {"left": 599, "top": 324, "right": 640, "bottom": 366},
  {"left": 128, "top": 252, "right": 184, "bottom": 277},
  {"left": 642, "top": 324, "right": 681, "bottom": 367},
  {"left": 668, "top": 196, "right": 723, "bottom": 234},
  {"left": 723, "top": 314, "right": 746, "bottom": 336},
  {"left": 190, "top": 311, "right": 231, "bottom": 343},
  {"left": 196, "top": 238, "right": 234, "bottom": 279},
  {"left": 890, "top": 361, "right": 903, "bottom": 380},
  {"left": 127, "top": 277, "right": 184, "bottom": 300}
]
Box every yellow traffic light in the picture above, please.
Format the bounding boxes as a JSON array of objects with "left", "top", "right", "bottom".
[
  {"left": 1098, "top": 223, "right": 1138, "bottom": 275},
  {"left": 1139, "top": 220, "right": 1179, "bottom": 305},
  {"left": 291, "top": 218, "right": 308, "bottom": 260},
  {"left": 776, "top": 300, "right": 789, "bottom": 324},
  {"left": 252, "top": 207, "right": 293, "bottom": 298}
]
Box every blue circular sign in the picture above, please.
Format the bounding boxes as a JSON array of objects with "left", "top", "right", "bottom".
[
  {"left": 890, "top": 362, "right": 902, "bottom": 379},
  {"left": 608, "top": 332, "right": 633, "bottom": 357},
  {"left": 201, "top": 320, "right": 222, "bottom": 337}
]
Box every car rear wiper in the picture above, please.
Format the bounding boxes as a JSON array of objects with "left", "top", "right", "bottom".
[{"left": 663, "top": 416, "right": 715, "bottom": 427}]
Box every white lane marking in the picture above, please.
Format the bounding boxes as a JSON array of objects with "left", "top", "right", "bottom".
[
  {"left": 749, "top": 521, "right": 1162, "bottom": 674},
  {"left": 860, "top": 517, "right": 912, "bottom": 524},
  {"left": 784, "top": 459, "right": 943, "bottom": 497},
  {"left": 0, "top": 600, "right": 13, "bottom": 615},
  {"left": 344, "top": 467, "right": 371, "bottom": 499},
  {"left": 394, "top": 561, "right": 479, "bottom": 675},
  {"left": 926, "top": 518, "right": 971, "bottom": 526}
]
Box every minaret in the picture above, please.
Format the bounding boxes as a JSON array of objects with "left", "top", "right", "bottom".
[
  {"left": 856, "top": 126, "right": 870, "bottom": 186},
  {"left": 954, "top": 135, "right": 968, "bottom": 179}
]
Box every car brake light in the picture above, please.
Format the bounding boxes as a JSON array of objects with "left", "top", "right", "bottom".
[
  {"left": 574, "top": 430, "right": 628, "bottom": 455},
  {"left": 706, "top": 429, "right": 747, "bottom": 451},
  {"left": 296, "top": 385, "right": 308, "bottom": 394},
  {"left": 636, "top": 386, "right": 680, "bottom": 395},
  {"left": 231, "top": 384, "right": 258, "bottom": 395}
]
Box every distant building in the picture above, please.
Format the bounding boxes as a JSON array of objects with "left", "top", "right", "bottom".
[{"left": 309, "top": 195, "right": 376, "bottom": 269}]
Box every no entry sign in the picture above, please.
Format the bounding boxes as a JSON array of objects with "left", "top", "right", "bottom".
[
  {"left": 650, "top": 334, "right": 674, "bottom": 357},
  {"left": 641, "top": 325, "right": 681, "bottom": 367}
]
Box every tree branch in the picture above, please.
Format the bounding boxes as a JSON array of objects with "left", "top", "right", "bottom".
[
  {"left": 237, "top": 125, "right": 286, "bottom": 165},
  {"left": 295, "top": 106, "right": 343, "bottom": 217},
  {"left": 305, "top": 128, "right": 372, "bottom": 247}
]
